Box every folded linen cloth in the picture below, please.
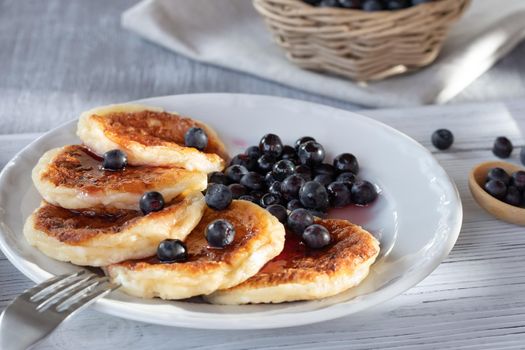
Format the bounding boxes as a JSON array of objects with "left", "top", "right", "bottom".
[{"left": 122, "top": 0, "right": 525, "bottom": 107}]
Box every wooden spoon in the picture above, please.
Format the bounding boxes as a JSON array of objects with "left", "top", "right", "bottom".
[{"left": 469, "top": 161, "right": 525, "bottom": 226}]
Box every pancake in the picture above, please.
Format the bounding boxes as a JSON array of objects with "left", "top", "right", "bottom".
[
  {"left": 23, "top": 192, "right": 206, "bottom": 267},
  {"left": 105, "top": 200, "right": 286, "bottom": 300},
  {"left": 205, "top": 219, "right": 379, "bottom": 304},
  {"left": 32, "top": 145, "right": 206, "bottom": 210},
  {"left": 77, "top": 103, "right": 228, "bottom": 172}
]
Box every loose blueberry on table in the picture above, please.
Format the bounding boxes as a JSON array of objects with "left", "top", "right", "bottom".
[
  {"left": 493, "top": 137, "right": 513, "bottom": 159},
  {"left": 484, "top": 167, "right": 525, "bottom": 207},
  {"left": 431, "top": 129, "right": 454, "bottom": 150}
]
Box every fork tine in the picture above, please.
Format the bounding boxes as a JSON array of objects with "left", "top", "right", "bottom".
[
  {"left": 23, "top": 270, "right": 86, "bottom": 301},
  {"left": 35, "top": 274, "right": 98, "bottom": 311},
  {"left": 57, "top": 279, "right": 118, "bottom": 314},
  {"left": 53, "top": 276, "right": 109, "bottom": 312}
]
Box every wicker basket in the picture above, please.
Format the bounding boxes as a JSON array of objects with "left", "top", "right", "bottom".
[{"left": 253, "top": 0, "right": 471, "bottom": 81}]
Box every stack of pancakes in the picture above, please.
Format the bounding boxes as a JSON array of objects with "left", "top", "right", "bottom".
[{"left": 24, "top": 104, "right": 379, "bottom": 304}]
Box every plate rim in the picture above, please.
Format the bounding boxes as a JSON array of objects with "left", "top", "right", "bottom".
[{"left": 0, "top": 93, "right": 463, "bottom": 329}]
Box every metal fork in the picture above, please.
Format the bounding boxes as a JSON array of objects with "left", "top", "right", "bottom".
[{"left": 0, "top": 270, "right": 119, "bottom": 350}]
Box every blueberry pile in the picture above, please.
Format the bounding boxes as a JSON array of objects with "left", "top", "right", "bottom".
[
  {"left": 484, "top": 167, "right": 525, "bottom": 207},
  {"left": 302, "top": 0, "right": 433, "bottom": 11},
  {"left": 206, "top": 133, "right": 379, "bottom": 249}
]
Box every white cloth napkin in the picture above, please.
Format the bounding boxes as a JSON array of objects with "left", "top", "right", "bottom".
[{"left": 122, "top": 0, "right": 525, "bottom": 107}]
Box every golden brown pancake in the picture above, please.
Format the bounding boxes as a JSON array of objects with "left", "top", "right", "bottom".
[
  {"left": 24, "top": 192, "right": 206, "bottom": 266},
  {"left": 77, "top": 104, "right": 228, "bottom": 172},
  {"left": 205, "top": 219, "right": 379, "bottom": 304},
  {"left": 106, "top": 200, "right": 286, "bottom": 300},
  {"left": 32, "top": 145, "right": 206, "bottom": 210}
]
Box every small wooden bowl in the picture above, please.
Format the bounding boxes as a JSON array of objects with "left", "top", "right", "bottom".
[{"left": 468, "top": 161, "right": 525, "bottom": 226}]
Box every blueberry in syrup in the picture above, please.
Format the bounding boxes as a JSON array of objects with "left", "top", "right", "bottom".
[
  {"left": 294, "top": 136, "right": 316, "bottom": 151},
  {"left": 206, "top": 219, "right": 236, "bottom": 248},
  {"left": 287, "top": 199, "right": 303, "bottom": 211},
  {"left": 333, "top": 153, "right": 359, "bottom": 174},
  {"left": 268, "top": 181, "right": 282, "bottom": 196},
  {"left": 351, "top": 180, "right": 378, "bottom": 205},
  {"left": 139, "top": 191, "right": 165, "bottom": 215},
  {"left": 205, "top": 183, "right": 233, "bottom": 210},
  {"left": 272, "top": 159, "right": 296, "bottom": 181},
  {"left": 362, "top": 0, "right": 384, "bottom": 11},
  {"left": 240, "top": 172, "right": 266, "bottom": 191},
  {"left": 281, "top": 174, "right": 306, "bottom": 200},
  {"left": 281, "top": 145, "right": 298, "bottom": 162},
  {"left": 302, "top": 224, "right": 331, "bottom": 249},
  {"left": 208, "top": 171, "right": 229, "bottom": 185},
  {"left": 511, "top": 171, "right": 525, "bottom": 191},
  {"left": 298, "top": 141, "right": 325, "bottom": 166},
  {"left": 487, "top": 167, "right": 510, "bottom": 185},
  {"left": 336, "top": 172, "right": 357, "bottom": 188},
  {"left": 225, "top": 164, "right": 248, "bottom": 183},
  {"left": 505, "top": 186, "right": 521, "bottom": 206},
  {"left": 484, "top": 179, "right": 507, "bottom": 200},
  {"left": 184, "top": 127, "right": 208, "bottom": 151},
  {"left": 431, "top": 129, "right": 454, "bottom": 150},
  {"left": 239, "top": 195, "right": 257, "bottom": 204},
  {"left": 313, "top": 174, "right": 333, "bottom": 188},
  {"left": 295, "top": 164, "right": 313, "bottom": 181},
  {"left": 257, "top": 154, "right": 277, "bottom": 174},
  {"left": 260, "top": 193, "right": 282, "bottom": 208},
  {"left": 157, "top": 239, "right": 188, "bottom": 262},
  {"left": 313, "top": 163, "right": 336, "bottom": 177},
  {"left": 259, "top": 133, "right": 283, "bottom": 158},
  {"left": 102, "top": 149, "right": 127, "bottom": 171},
  {"left": 245, "top": 145, "right": 261, "bottom": 160},
  {"left": 299, "top": 181, "right": 330, "bottom": 210},
  {"left": 266, "top": 204, "right": 288, "bottom": 224},
  {"left": 327, "top": 181, "right": 352, "bottom": 208},
  {"left": 229, "top": 183, "right": 248, "bottom": 199},
  {"left": 287, "top": 208, "right": 314, "bottom": 235},
  {"left": 493, "top": 137, "right": 513, "bottom": 159},
  {"left": 230, "top": 153, "right": 256, "bottom": 171}
]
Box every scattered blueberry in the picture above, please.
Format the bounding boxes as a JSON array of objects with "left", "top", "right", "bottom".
[
  {"left": 295, "top": 165, "right": 313, "bottom": 181},
  {"left": 102, "top": 149, "right": 127, "bottom": 171},
  {"left": 157, "top": 239, "right": 188, "bottom": 262},
  {"left": 139, "top": 191, "right": 165, "bottom": 215},
  {"left": 260, "top": 193, "right": 282, "bottom": 208},
  {"left": 493, "top": 137, "right": 513, "bottom": 158},
  {"left": 511, "top": 171, "right": 525, "bottom": 191},
  {"left": 184, "top": 127, "right": 208, "bottom": 151},
  {"left": 313, "top": 163, "right": 336, "bottom": 177},
  {"left": 245, "top": 145, "right": 261, "bottom": 160},
  {"left": 351, "top": 180, "right": 378, "bottom": 205},
  {"left": 298, "top": 141, "right": 325, "bottom": 166},
  {"left": 205, "top": 184, "right": 233, "bottom": 210},
  {"left": 299, "top": 181, "right": 330, "bottom": 210},
  {"left": 333, "top": 153, "right": 359, "bottom": 174},
  {"left": 287, "top": 199, "right": 303, "bottom": 211},
  {"left": 206, "top": 219, "right": 235, "bottom": 248},
  {"left": 268, "top": 181, "right": 282, "bottom": 196},
  {"left": 281, "top": 145, "right": 298, "bottom": 161},
  {"left": 230, "top": 154, "right": 256, "bottom": 171},
  {"left": 266, "top": 204, "right": 288, "bottom": 224},
  {"left": 287, "top": 208, "right": 314, "bottom": 235},
  {"left": 327, "top": 181, "right": 352, "bottom": 207},
  {"left": 484, "top": 179, "right": 507, "bottom": 200},
  {"left": 240, "top": 172, "right": 266, "bottom": 191},
  {"left": 362, "top": 0, "right": 384, "bottom": 11},
  {"left": 431, "top": 129, "right": 454, "bottom": 150},
  {"left": 313, "top": 174, "right": 333, "bottom": 187},
  {"left": 259, "top": 134, "right": 283, "bottom": 158},
  {"left": 487, "top": 167, "right": 510, "bottom": 185},
  {"left": 239, "top": 195, "right": 257, "bottom": 204},
  {"left": 336, "top": 172, "right": 357, "bottom": 188},
  {"left": 272, "top": 159, "right": 296, "bottom": 181},
  {"left": 229, "top": 183, "right": 247, "bottom": 199},
  {"left": 257, "top": 154, "right": 277, "bottom": 174},
  {"left": 225, "top": 164, "right": 248, "bottom": 183},
  {"left": 505, "top": 186, "right": 521, "bottom": 206},
  {"left": 294, "top": 136, "right": 316, "bottom": 151},
  {"left": 281, "top": 174, "right": 306, "bottom": 200},
  {"left": 302, "top": 224, "right": 331, "bottom": 249},
  {"left": 208, "top": 171, "right": 229, "bottom": 185},
  {"left": 265, "top": 172, "right": 278, "bottom": 186}
]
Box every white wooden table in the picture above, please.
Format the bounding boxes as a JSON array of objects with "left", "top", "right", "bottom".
[{"left": 1, "top": 99, "right": 525, "bottom": 349}]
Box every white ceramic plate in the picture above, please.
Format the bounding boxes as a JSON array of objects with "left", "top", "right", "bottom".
[{"left": 0, "top": 94, "right": 462, "bottom": 329}]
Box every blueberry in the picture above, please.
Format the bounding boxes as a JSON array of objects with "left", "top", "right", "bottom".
[
  {"left": 239, "top": 195, "right": 257, "bottom": 204},
  {"left": 299, "top": 181, "right": 330, "bottom": 210},
  {"left": 240, "top": 172, "right": 266, "bottom": 191},
  {"left": 184, "top": 127, "right": 208, "bottom": 151},
  {"left": 333, "top": 153, "right": 359, "bottom": 174},
  {"left": 206, "top": 219, "right": 235, "bottom": 248},
  {"left": 287, "top": 208, "right": 314, "bottom": 235},
  {"left": 208, "top": 171, "right": 229, "bottom": 185},
  {"left": 351, "top": 180, "right": 378, "bottom": 205},
  {"left": 338, "top": 0, "right": 361, "bottom": 8},
  {"left": 295, "top": 165, "right": 312, "bottom": 181},
  {"left": 336, "top": 172, "right": 357, "bottom": 188},
  {"left": 250, "top": 190, "right": 265, "bottom": 202},
  {"left": 225, "top": 164, "right": 248, "bottom": 183},
  {"left": 281, "top": 145, "right": 297, "bottom": 162},
  {"left": 294, "top": 136, "right": 316, "bottom": 151},
  {"left": 157, "top": 239, "right": 188, "bottom": 262},
  {"left": 313, "top": 174, "right": 333, "bottom": 188},
  {"left": 385, "top": 0, "right": 409, "bottom": 9},
  {"left": 287, "top": 199, "right": 303, "bottom": 211},
  {"left": 139, "top": 191, "right": 165, "bottom": 215},
  {"left": 362, "top": 0, "right": 384, "bottom": 10},
  {"left": 257, "top": 154, "right": 277, "bottom": 174},
  {"left": 411, "top": 0, "right": 433, "bottom": 4},
  {"left": 302, "top": 224, "right": 331, "bottom": 249},
  {"left": 230, "top": 154, "right": 256, "bottom": 171},
  {"left": 272, "top": 159, "right": 296, "bottom": 181},
  {"left": 327, "top": 181, "right": 352, "bottom": 208},
  {"left": 493, "top": 137, "right": 513, "bottom": 158},
  {"left": 102, "top": 149, "right": 127, "bottom": 171},
  {"left": 487, "top": 167, "right": 510, "bottom": 185},
  {"left": 511, "top": 171, "right": 525, "bottom": 191},
  {"left": 318, "top": 0, "right": 339, "bottom": 7},
  {"left": 229, "top": 183, "right": 247, "bottom": 199},
  {"left": 484, "top": 179, "right": 507, "bottom": 200},
  {"left": 260, "top": 193, "right": 282, "bottom": 208},
  {"left": 313, "top": 163, "right": 336, "bottom": 177},
  {"left": 307, "top": 209, "right": 328, "bottom": 219},
  {"left": 259, "top": 134, "right": 283, "bottom": 158},
  {"left": 431, "top": 129, "right": 454, "bottom": 150},
  {"left": 268, "top": 181, "right": 282, "bottom": 195},
  {"left": 303, "top": 0, "right": 322, "bottom": 5},
  {"left": 245, "top": 145, "right": 261, "bottom": 160},
  {"left": 266, "top": 204, "right": 288, "bottom": 223},
  {"left": 298, "top": 141, "right": 325, "bottom": 166},
  {"left": 505, "top": 186, "right": 521, "bottom": 206},
  {"left": 281, "top": 174, "right": 306, "bottom": 200},
  {"left": 265, "top": 172, "right": 277, "bottom": 186},
  {"left": 205, "top": 183, "right": 233, "bottom": 210}
]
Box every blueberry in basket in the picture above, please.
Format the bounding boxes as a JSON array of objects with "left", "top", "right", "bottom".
[{"left": 303, "top": 0, "right": 433, "bottom": 9}]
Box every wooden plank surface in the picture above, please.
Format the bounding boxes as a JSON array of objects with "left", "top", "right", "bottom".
[{"left": 1, "top": 99, "right": 525, "bottom": 349}]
